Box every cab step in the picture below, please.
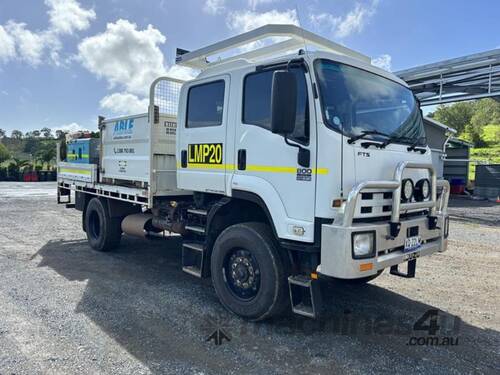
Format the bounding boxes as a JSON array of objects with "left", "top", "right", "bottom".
[
  {"left": 390, "top": 259, "right": 416, "bottom": 278},
  {"left": 288, "top": 275, "right": 322, "bottom": 319},
  {"left": 185, "top": 225, "right": 205, "bottom": 235},
  {"left": 187, "top": 208, "right": 208, "bottom": 216},
  {"left": 182, "top": 241, "right": 206, "bottom": 278}
]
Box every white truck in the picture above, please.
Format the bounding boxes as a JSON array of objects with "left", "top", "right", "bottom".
[{"left": 57, "top": 25, "right": 450, "bottom": 320}]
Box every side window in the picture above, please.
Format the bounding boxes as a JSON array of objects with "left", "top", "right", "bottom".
[
  {"left": 186, "top": 80, "right": 225, "bottom": 128},
  {"left": 242, "top": 68, "right": 309, "bottom": 144}
]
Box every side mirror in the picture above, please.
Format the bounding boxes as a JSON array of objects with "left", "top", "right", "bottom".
[{"left": 270, "top": 71, "right": 297, "bottom": 135}]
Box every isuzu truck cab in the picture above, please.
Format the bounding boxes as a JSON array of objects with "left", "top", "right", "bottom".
[{"left": 57, "top": 25, "right": 450, "bottom": 320}]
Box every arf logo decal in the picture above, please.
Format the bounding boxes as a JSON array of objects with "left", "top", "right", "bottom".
[{"left": 113, "top": 118, "right": 134, "bottom": 139}]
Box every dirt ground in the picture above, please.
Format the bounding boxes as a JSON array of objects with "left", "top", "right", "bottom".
[{"left": 0, "top": 182, "right": 499, "bottom": 374}]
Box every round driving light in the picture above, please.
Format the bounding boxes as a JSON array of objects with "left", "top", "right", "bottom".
[
  {"left": 415, "top": 178, "right": 431, "bottom": 201},
  {"left": 401, "top": 179, "right": 414, "bottom": 202}
]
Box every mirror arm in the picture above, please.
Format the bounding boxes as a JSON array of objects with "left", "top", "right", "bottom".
[
  {"left": 284, "top": 135, "right": 302, "bottom": 150},
  {"left": 284, "top": 135, "right": 310, "bottom": 168}
]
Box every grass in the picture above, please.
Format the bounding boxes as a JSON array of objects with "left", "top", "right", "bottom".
[{"left": 469, "top": 146, "right": 500, "bottom": 181}]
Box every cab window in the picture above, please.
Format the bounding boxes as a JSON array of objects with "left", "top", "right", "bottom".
[
  {"left": 242, "top": 67, "right": 309, "bottom": 144},
  {"left": 186, "top": 80, "right": 225, "bottom": 128}
]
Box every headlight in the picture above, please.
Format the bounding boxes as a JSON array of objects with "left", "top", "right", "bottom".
[
  {"left": 352, "top": 231, "right": 375, "bottom": 259},
  {"left": 401, "top": 179, "right": 414, "bottom": 202},
  {"left": 414, "top": 178, "right": 430, "bottom": 201}
]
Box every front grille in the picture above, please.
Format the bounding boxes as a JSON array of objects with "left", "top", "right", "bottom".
[
  {"left": 353, "top": 189, "right": 427, "bottom": 221},
  {"left": 354, "top": 190, "right": 394, "bottom": 219}
]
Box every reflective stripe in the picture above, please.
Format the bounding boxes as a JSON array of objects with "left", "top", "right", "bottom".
[
  {"left": 59, "top": 168, "right": 91, "bottom": 175},
  {"left": 67, "top": 154, "right": 89, "bottom": 159},
  {"left": 177, "top": 162, "right": 329, "bottom": 175}
]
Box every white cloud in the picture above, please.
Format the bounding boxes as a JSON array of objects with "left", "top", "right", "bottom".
[
  {"left": 78, "top": 19, "right": 167, "bottom": 95},
  {"left": 100, "top": 92, "right": 149, "bottom": 115},
  {"left": 51, "top": 122, "right": 89, "bottom": 133},
  {"left": 4, "top": 21, "right": 50, "bottom": 66},
  {"left": 78, "top": 19, "right": 197, "bottom": 116},
  {"left": 248, "top": 0, "right": 281, "bottom": 10},
  {"left": 309, "top": 1, "right": 378, "bottom": 39},
  {"left": 227, "top": 9, "right": 299, "bottom": 33},
  {"left": 0, "top": 25, "right": 16, "bottom": 63},
  {"left": 165, "top": 65, "right": 197, "bottom": 81},
  {"left": 46, "top": 0, "right": 96, "bottom": 35},
  {"left": 371, "top": 54, "right": 392, "bottom": 71},
  {"left": 336, "top": 3, "right": 376, "bottom": 38},
  {"left": 203, "top": 0, "right": 226, "bottom": 15},
  {"left": 0, "top": 0, "right": 95, "bottom": 66}
]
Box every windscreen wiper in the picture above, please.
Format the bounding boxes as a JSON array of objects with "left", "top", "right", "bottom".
[
  {"left": 347, "top": 130, "right": 392, "bottom": 144},
  {"left": 381, "top": 135, "right": 427, "bottom": 153},
  {"left": 407, "top": 137, "right": 427, "bottom": 153}
]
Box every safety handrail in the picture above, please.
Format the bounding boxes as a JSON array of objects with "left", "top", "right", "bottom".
[
  {"left": 391, "top": 161, "right": 437, "bottom": 223},
  {"left": 341, "top": 161, "right": 448, "bottom": 227}
]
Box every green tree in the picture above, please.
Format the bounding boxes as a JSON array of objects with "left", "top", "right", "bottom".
[
  {"left": 11, "top": 130, "right": 23, "bottom": 139},
  {"left": 467, "top": 99, "right": 500, "bottom": 146},
  {"left": 35, "top": 141, "right": 56, "bottom": 165},
  {"left": 433, "top": 101, "right": 475, "bottom": 134},
  {"left": 23, "top": 137, "right": 38, "bottom": 154},
  {"left": 0, "top": 143, "right": 10, "bottom": 163},
  {"left": 0, "top": 129, "right": 5, "bottom": 138},
  {"left": 41, "top": 127, "right": 52, "bottom": 138},
  {"left": 55, "top": 130, "right": 67, "bottom": 140}
]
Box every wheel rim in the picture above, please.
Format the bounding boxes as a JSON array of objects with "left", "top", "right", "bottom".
[
  {"left": 89, "top": 210, "right": 101, "bottom": 240},
  {"left": 222, "top": 248, "right": 261, "bottom": 301}
]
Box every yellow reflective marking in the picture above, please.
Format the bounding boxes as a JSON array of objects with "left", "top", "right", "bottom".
[
  {"left": 67, "top": 154, "right": 89, "bottom": 159},
  {"left": 59, "top": 168, "right": 91, "bottom": 175},
  {"left": 177, "top": 162, "right": 329, "bottom": 175}
]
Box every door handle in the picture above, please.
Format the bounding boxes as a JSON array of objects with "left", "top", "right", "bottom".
[
  {"left": 237, "top": 149, "right": 246, "bottom": 170},
  {"left": 181, "top": 150, "right": 187, "bottom": 168}
]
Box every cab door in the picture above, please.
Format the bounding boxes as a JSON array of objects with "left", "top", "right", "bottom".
[
  {"left": 232, "top": 66, "right": 317, "bottom": 241},
  {"left": 177, "top": 75, "right": 230, "bottom": 194}
]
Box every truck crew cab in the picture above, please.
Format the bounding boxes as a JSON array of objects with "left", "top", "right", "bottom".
[{"left": 57, "top": 25, "right": 450, "bottom": 320}]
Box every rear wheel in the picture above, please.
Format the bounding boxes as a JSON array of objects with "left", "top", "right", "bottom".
[
  {"left": 211, "top": 222, "right": 290, "bottom": 321},
  {"left": 84, "top": 198, "right": 122, "bottom": 252}
]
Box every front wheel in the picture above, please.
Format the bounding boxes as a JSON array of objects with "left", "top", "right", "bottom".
[{"left": 210, "top": 222, "right": 290, "bottom": 321}]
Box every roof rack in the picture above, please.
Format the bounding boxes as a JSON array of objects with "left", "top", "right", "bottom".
[{"left": 175, "top": 24, "right": 371, "bottom": 69}]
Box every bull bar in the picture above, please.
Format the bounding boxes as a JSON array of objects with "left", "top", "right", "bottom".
[{"left": 318, "top": 161, "right": 451, "bottom": 279}]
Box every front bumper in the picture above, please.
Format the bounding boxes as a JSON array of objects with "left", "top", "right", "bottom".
[
  {"left": 317, "top": 161, "right": 451, "bottom": 279},
  {"left": 318, "top": 214, "right": 448, "bottom": 279}
]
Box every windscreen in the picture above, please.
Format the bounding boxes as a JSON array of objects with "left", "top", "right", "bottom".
[{"left": 315, "top": 59, "right": 425, "bottom": 145}]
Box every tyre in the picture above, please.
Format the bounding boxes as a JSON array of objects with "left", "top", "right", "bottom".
[
  {"left": 210, "top": 222, "right": 290, "bottom": 321},
  {"left": 84, "top": 198, "right": 122, "bottom": 252}
]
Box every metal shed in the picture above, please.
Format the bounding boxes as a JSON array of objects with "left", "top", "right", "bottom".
[
  {"left": 474, "top": 164, "right": 500, "bottom": 200},
  {"left": 423, "top": 117, "right": 456, "bottom": 178},
  {"left": 443, "top": 138, "right": 473, "bottom": 184}
]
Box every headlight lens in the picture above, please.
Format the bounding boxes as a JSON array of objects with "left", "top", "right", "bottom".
[
  {"left": 401, "top": 179, "right": 414, "bottom": 202},
  {"left": 415, "top": 178, "right": 431, "bottom": 201},
  {"left": 352, "top": 231, "right": 375, "bottom": 259}
]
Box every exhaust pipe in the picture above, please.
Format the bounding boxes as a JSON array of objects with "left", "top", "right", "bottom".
[
  {"left": 121, "top": 213, "right": 155, "bottom": 238},
  {"left": 121, "top": 213, "right": 186, "bottom": 238}
]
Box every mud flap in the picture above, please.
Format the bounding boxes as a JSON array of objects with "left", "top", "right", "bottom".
[{"left": 390, "top": 259, "right": 416, "bottom": 278}]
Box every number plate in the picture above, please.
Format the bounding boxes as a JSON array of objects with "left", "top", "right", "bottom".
[{"left": 404, "top": 236, "right": 422, "bottom": 253}]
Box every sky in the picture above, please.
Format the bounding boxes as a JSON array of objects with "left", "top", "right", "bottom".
[{"left": 0, "top": 0, "right": 498, "bottom": 134}]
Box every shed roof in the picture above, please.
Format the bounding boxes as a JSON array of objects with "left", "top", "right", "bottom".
[{"left": 423, "top": 116, "right": 457, "bottom": 134}]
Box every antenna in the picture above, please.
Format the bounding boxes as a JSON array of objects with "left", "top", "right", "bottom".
[{"left": 294, "top": 4, "right": 309, "bottom": 56}]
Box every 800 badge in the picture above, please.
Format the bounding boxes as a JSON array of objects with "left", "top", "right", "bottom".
[{"left": 188, "top": 143, "right": 223, "bottom": 164}]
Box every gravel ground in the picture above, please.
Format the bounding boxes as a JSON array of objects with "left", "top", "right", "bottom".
[{"left": 0, "top": 182, "right": 499, "bottom": 375}]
